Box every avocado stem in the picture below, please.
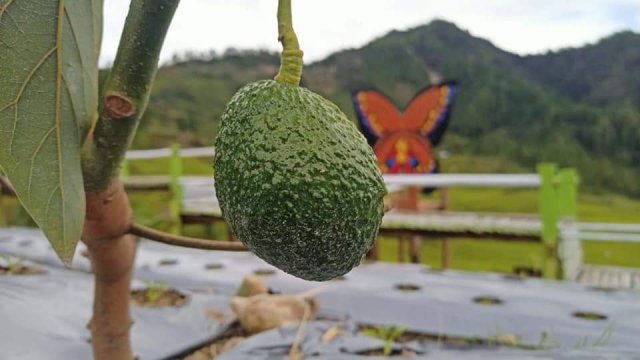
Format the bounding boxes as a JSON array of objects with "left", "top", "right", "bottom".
[{"left": 274, "top": 0, "right": 303, "bottom": 86}]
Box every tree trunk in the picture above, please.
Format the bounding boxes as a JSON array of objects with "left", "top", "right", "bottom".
[{"left": 83, "top": 181, "right": 136, "bottom": 360}]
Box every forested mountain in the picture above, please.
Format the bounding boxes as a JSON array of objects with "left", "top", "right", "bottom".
[{"left": 132, "top": 20, "right": 640, "bottom": 197}]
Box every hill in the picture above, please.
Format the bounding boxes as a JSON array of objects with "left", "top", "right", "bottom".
[{"left": 133, "top": 20, "right": 640, "bottom": 197}]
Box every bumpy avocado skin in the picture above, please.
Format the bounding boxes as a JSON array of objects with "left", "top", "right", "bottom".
[{"left": 214, "top": 80, "right": 386, "bottom": 281}]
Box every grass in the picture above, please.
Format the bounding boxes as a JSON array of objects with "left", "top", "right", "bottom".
[
  {"left": 443, "top": 188, "right": 640, "bottom": 270},
  {"left": 378, "top": 237, "right": 547, "bottom": 273},
  {"left": 2, "top": 155, "right": 639, "bottom": 272}
]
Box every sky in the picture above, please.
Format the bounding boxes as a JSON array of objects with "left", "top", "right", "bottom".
[{"left": 101, "top": 0, "right": 640, "bottom": 66}]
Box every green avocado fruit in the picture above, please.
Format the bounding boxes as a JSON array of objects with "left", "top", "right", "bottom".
[{"left": 214, "top": 80, "right": 386, "bottom": 281}]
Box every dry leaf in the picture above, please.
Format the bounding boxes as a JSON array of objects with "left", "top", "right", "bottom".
[
  {"left": 206, "top": 308, "right": 228, "bottom": 323},
  {"left": 235, "top": 275, "right": 269, "bottom": 297},
  {"left": 321, "top": 326, "right": 343, "bottom": 343},
  {"left": 230, "top": 294, "right": 317, "bottom": 335}
]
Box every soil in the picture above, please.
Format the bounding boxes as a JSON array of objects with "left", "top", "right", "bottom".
[
  {"left": 130, "top": 288, "right": 189, "bottom": 308},
  {"left": 183, "top": 322, "right": 248, "bottom": 360},
  {"left": 357, "top": 348, "right": 418, "bottom": 357}
]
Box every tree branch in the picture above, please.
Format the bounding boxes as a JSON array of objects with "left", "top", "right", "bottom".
[
  {"left": 78, "top": 2, "right": 180, "bottom": 359},
  {"left": 82, "top": 0, "right": 181, "bottom": 192},
  {"left": 129, "top": 223, "right": 247, "bottom": 251}
]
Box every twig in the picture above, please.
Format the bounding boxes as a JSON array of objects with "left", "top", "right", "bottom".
[
  {"left": 1, "top": 175, "right": 245, "bottom": 252},
  {"left": 129, "top": 223, "right": 247, "bottom": 251},
  {"left": 289, "top": 301, "right": 311, "bottom": 360}
]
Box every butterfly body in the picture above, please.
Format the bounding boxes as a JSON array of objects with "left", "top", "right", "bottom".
[{"left": 376, "top": 132, "right": 433, "bottom": 174}]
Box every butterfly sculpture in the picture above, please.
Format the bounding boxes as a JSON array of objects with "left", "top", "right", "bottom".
[{"left": 352, "top": 82, "right": 457, "bottom": 175}]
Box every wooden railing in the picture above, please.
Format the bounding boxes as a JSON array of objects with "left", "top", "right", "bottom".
[
  {"left": 5, "top": 145, "right": 638, "bottom": 282},
  {"left": 117, "top": 145, "right": 587, "bottom": 279}
]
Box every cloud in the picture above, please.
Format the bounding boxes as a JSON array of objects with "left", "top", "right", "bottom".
[{"left": 100, "top": 0, "right": 639, "bottom": 66}]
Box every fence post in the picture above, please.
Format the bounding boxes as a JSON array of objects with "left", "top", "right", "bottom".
[
  {"left": 557, "top": 168, "right": 581, "bottom": 280},
  {"left": 169, "top": 144, "right": 183, "bottom": 235},
  {"left": 557, "top": 169, "right": 578, "bottom": 219},
  {"left": 120, "top": 158, "right": 130, "bottom": 180},
  {"left": 538, "top": 163, "right": 559, "bottom": 279}
]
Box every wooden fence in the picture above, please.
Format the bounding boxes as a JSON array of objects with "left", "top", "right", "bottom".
[
  {"left": 119, "top": 145, "right": 586, "bottom": 279},
  {"left": 3, "top": 144, "right": 639, "bottom": 286}
]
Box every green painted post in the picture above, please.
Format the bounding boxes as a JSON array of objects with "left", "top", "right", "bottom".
[
  {"left": 538, "top": 163, "right": 559, "bottom": 279},
  {"left": 120, "top": 158, "right": 130, "bottom": 179},
  {"left": 557, "top": 168, "right": 581, "bottom": 280},
  {"left": 557, "top": 168, "right": 578, "bottom": 219},
  {"left": 169, "top": 144, "right": 183, "bottom": 235}
]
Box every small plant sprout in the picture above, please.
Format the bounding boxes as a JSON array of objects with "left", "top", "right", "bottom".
[
  {"left": 144, "top": 283, "right": 170, "bottom": 304},
  {"left": 0, "top": 255, "right": 23, "bottom": 275},
  {"left": 363, "top": 326, "right": 407, "bottom": 356}
]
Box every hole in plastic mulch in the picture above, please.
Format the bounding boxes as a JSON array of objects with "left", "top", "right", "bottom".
[
  {"left": 395, "top": 283, "right": 421, "bottom": 292},
  {"left": 205, "top": 263, "right": 225, "bottom": 271},
  {"left": 0, "top": 265, "right": 46, "bottom": 276},
  {"left": 253, "top": 269, "right": 276, "bottom": 276},
  {"left": 473, "top": 296, "right": 504, "bottom": 306},
  {"left": 572, "top": 311, "right": 608, "bottom": 321},
  {"left": 158, "top": 259, "right": 179, "bottom": 266},
  {"left": 131, "top": 287, "right": 189, "bottom": 308}
]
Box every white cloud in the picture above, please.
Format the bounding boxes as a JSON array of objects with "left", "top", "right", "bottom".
[{"left": 100, "top": 0, "right": 640, "bottom": 66}]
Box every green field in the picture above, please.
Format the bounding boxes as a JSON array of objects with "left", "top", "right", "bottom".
[{"left": 2, "top": 156, "right": 639, "bottom": 273}]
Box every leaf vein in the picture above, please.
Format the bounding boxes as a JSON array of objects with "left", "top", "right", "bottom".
[
  {"left": 3, "top": 46, "right": 57, "bottom": 153},
  {"left": 27, "top": 126, "right": 56, "bottom": 206},
  {"left": 63, "top": 6, "right": 85, "bottom": 72},
  {"left": 56, "top": 0, "right": 68, "bottom": 248},
  {"left": 0, "top": 0, "right": 16, "bottom": 23},
  {"left": 61, "top": 73, "right": 80, "bottom": 134},
  {"left": 43, "top": 184, "right": 61, "bottom": 233}
]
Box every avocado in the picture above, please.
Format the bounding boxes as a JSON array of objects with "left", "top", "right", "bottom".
[{"left": 214, "top": 80, "right": 386, "bottom": 281}]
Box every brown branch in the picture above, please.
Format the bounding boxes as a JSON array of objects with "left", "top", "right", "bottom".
[{"left": 129, "top": 223, "right": 248, "bottom": 251}]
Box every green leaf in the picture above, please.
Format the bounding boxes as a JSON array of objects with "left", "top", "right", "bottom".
[{"left": 0, "top": 0, "right": 103, "bottom": 263}]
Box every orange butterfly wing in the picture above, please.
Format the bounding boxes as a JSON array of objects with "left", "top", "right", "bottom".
[
  {"left": 352, "top": 90, "right": 402, "bottom": 144},
  {"left": 401, "top": 82, "right": 457, "bottom": 145}
]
